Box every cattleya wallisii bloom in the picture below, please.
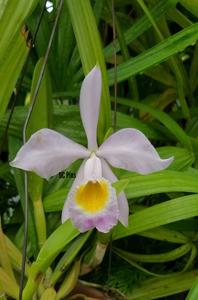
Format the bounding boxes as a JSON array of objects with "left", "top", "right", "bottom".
[{"left": 10, "top": 66, "right": 173, "bottom": 233}]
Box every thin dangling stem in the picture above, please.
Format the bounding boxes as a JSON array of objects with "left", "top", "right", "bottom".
[{"left": 19, "top": 1, "right": 64, "bottom": 299}]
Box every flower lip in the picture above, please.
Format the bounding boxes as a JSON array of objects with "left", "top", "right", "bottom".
[
  {"left": 66, "top": 176, "right": 120, "bottom": 233},
  {"left": 74, "top": 178, "right": 109, "bottom": 214}
]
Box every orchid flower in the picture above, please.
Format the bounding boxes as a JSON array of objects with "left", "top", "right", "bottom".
[{"left": 10, "top": 66, "right": 173, "bottom": 233}]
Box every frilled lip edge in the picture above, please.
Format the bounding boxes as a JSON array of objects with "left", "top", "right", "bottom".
[{"left": 62, "top": 177, "right": 120, "bottom": 233}]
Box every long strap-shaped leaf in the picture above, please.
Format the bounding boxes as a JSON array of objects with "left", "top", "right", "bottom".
[
  {"left": 186, "top": 275, "right": 198, "bottom": 300},
  {"left": 116, "top": 97, "right": 192, "bottom": 150},
  {"left": 107, "top": 23, "right": 198, "bottom": 85},
  {"left": 104, "top": 0, "right": 178, "bottom": 58},
  {"left": 22, "top": 220, "right": 79, "bottom": 300},
  {"left": 114, "top": 243, "right": 192, "bottom": 264},
  {"left": 113, "top": 194, "right": 198, "bottom": 240},
  {"left": 0, "top": 32, "right": 28, "bottom": 123},
  {"left": 0, "top": 0, "right": 37, "bottom": 62},
  {"left": 43, "top": 170, "right": 198, "bottom": 212},
  {"left": 124, "top": 170, "right": 198, "bottom": 198},
  {"left": 128, "top": 269, "right": 198, "bottom": 299}
]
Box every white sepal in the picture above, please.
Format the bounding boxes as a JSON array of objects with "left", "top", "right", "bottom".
[
  {"left": 10, "top": 128, "right": 90, "bottom": 179},
  {"left": 80, "top": 66, "right": 102, "bottom": 150}
]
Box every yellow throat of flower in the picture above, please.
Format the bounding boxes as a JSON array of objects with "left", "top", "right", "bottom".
[{"left": 75, "top": 179, "right": 109, "bottom": 213}]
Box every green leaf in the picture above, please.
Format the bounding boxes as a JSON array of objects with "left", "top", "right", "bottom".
[
  {"left": 138, "top": 227, "right": 188, "bottom": 244},
  {"left": 43, "top": 188, "right": 68, "bottom": 212},
  {"left": 0, "top": 32, "right": 28, "bottom": 122},
  {"left": 123, "top": 170, "right": 198, "bottom": 199},
  {"left": 157, "top": 147, "right": 195, "bottom": 170},
  {"left": 128, "top": 270, "right": 198, "bottom": 299},
  {"left": 0, "top": 0, "right": 37, "bottom": 62},
  {"left": 49, "top": 231, "right": 91, "bottom": 285},
  {"left": 5, "top": 234, "right": 30, "bottom": 275},
  {"left": 26, "top": 57, "right": 52, "bottom": 138},
  {"left": 115, "top": 98, "right": 192, "bottom": 150},
  {"left": 113, "top": 179, "right": 129, "bottom": 195},
  {"left": 114, "top": 243, "right": 192, "bottom": 263},
  {"left": 186, "top": 275, "right": 198, "bottom": 300},
  {"left": 0, "top": 267, "right": 19, "bottom": 299},
  {"left": 117, "top": 112, "right": 162, "bottom": 140},
  {"left": 181, "top": 0, "right": 198, "bottom": 17},
  {"left": 113, "top": 194, "right": 198, "bottom": 240},
  {"left": 103, "top": 0, "right": 178, "bottom": 58},
  {"left": 23, "top": 220, "right": 79, "bottom": 300},
  {"left": 107, "top": 23, "right": 198, "bottom": 85},
  {"left": 43, "top": 170, "right": 198, "bottom": 212},
  {"left": 1, "top": 105, "right": 87, "bottom": 145}
]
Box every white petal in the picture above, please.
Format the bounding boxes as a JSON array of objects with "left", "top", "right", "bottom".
[
  {"left": 97, "top": 129, "right": 173, "bottom": 174},
  {"left": 83, "top": 154, "right": 102, "bottom": 181},
  {"left": 61, "top": 161, "right": 86, "bottom": 223},
  {"left": 10, "top": 128, "right": 90, "bottom": 179},
  {"left": 101, "top": 158, "right": 117, "bottom": 182},
  {"left": 80, "top": 66, "right": 102, "bottom": 150},
  {"left": 101, "top": 159, "right": 128, "bottom": 226},
  {"left": 117, "top": 193, "right": 129, "bottom": 227}
]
